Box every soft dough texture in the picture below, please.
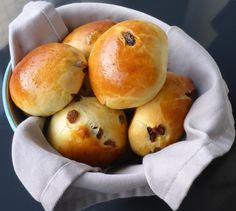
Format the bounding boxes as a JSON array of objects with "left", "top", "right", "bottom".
[
  {"left": 63, "top": 19, "right": 116, "bottom": 58},
  {"left": 47, "top": 97, "right": 127, "bottom": 166},
  {"left": 9, "top": 43, "right": 87, "bottom": 116},
  {"left": 89, "top": 19, "right": 168, "bottom": 109},
  {"left": 128, "top": 72, "right": 195, "bottom": 156}
]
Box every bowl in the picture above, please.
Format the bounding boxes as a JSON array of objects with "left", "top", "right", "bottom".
[
  {"left": 3, "top": 4, "right": 233, "bottom": 211},
  {"left": 2, "top": 62, "right": 25, "bottom": 131}
]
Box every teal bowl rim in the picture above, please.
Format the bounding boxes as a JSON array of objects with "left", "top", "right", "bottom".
[{"left": 2, "top": 61, "right": 17, "bottom": 132}]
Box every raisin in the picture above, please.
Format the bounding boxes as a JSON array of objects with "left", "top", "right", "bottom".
[
  {"left": 147, "top": 127, "right": 156, "bottom": 142},
  {"left": 147, "top": 124, "right": 165, "bottom": 142},
  {"left": 154, "top": 124, "right": 165, "bottom": 136},
  {"left": 122, "top": 31, "right": 135, "bottom": 46},
  {"left": 67, "top": 110, "right": 79, "bottom": 123}
]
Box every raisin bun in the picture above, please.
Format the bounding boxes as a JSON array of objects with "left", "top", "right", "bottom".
[
  {"left": 63, "top": 19, "right": 116, "bottom": 58},
  {"left": 89, "top": 20, "right": 168, "bottom": 109},
  {"left": 128, "top": 72, "right": 195, "bottom": 156},
  {"left": 9, "top": 43, "right": 87, "bottom": 116},
  {"left": 47, "top": 97, "right": 127, "bottom": 166}
]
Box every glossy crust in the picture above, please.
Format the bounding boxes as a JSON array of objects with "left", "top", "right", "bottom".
[
  {"left": 9, "top": 43, "right": 87, "bottom": 116},
  {"left": 63, "top": 19, "right": 116, "bottom": 58},
  {"left": 128, "top": 72, "right": 195, "bottom": 156},
  {"left": 89, "top": 20, "right": 168, "bottom": 109},
  {"left": 47, "top": 97, "right": 127, "bottom": 166}
]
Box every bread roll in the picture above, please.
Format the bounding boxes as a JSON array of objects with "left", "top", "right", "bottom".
[
  {"left": 9, "top": 43, "right": 87, "bottom": 116},
  {"left": 47, "top": 97, "right": 127, "bottom": 166},
  {"left": 89, "top": 19, "right": 168, "bottom": 109},
  {"left": 63, "top": 19, "right": 116, "bottom": 58},
  {"left": 128, "top": 72, "right": 195, "bottom": 156}
]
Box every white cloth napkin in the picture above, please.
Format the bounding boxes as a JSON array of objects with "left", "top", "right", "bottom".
[
  {"left": 9, "top": 1, "right": 235, "bottom": 211},
  {"left": 9, "top": 1, "right": 68, "bottom": 67}
]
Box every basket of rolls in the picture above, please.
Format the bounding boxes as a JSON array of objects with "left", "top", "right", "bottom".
[{"left": 2, "top": 1, "right": 235, "bottom": 211}]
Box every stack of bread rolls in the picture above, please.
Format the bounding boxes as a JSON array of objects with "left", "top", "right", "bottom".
[{"left": 9, "top": 19, "right": 195, "bottom": 166}]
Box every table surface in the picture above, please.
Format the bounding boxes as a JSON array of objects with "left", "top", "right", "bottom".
[{"left": 0, "top": 0, "right": 235, "bottom": 210}]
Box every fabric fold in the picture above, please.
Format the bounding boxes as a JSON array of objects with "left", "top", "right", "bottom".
[
  {"left": 12, "top": 117, "right": 99, "bottom": 210},
  {"left": 9, "top": 1, "right": 68, "bottom": 67}
]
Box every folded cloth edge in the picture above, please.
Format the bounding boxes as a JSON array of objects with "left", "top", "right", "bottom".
[
  {"left": 9, "top": 1, "right": 68, "bottom": 67},
  {"left": 40, "top": 161, "right": 96, "bottom": 211}
]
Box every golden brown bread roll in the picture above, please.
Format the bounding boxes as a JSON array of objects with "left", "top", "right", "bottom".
[
  {"left": 63, "top": 19, "right": 116, "bottom": 58},
  {"left": 89, "top": 19, "right": 168, "bottom": 109},
  {"left": 47, "top": 97, "right": 127, "bottom": 166},
  {"left": 128, "top": 72, "right": 195, "bottom": 156},
  {"left": 9, "top": 43, "right": 87, "bottom": 116}
]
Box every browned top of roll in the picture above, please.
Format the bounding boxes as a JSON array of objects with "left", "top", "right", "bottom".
[
  {"left": 88, "top": 19, "right": 168, "bottom": 109},
  {"left": 9, "top": 43, "right": 87, "bottom": 116},
  {"left": 63, "top": 19, "right": 117, "bottom": 58},
  {"left": 128, "top": 71, "right": 195, "bottom": 156}
]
